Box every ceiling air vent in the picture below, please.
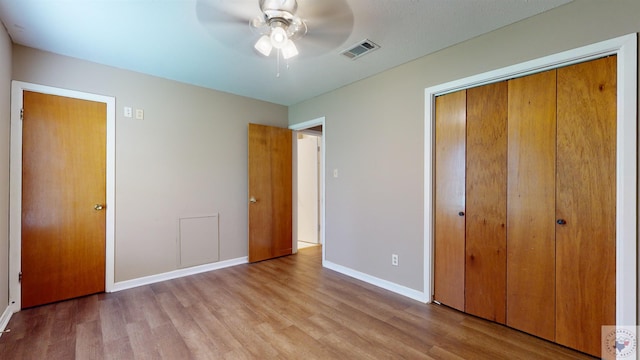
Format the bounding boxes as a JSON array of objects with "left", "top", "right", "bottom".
[{"left": 341, "top": 39, "right": 380, "bottom": 60}]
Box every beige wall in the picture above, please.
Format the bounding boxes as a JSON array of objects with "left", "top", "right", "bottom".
[
  {"left": 0, "top": 24, "right": 11, "bottom": 308},
  {"left": 4, "top": 0, "right": 638, "bottom": 301},
  {"left": 12, "top": 46, "right": 288, "bottom": 282},
  {"left": 289, "top": 0, "right": 640, "bottom": 292}
]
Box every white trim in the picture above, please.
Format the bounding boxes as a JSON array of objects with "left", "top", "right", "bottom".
[
  {"left": 290, "top": 117, "right": 326, "bottom": 266},
  {"left": 289, "top": 118, "right": 325, "bottom": 131},
  {"left": 0, "top": 305, "right": 12, "bottom": 337},
  {"left": 9, "top": 81, "right": 116, "bottom": 311},
  {"left": 324, "top": 260, "right": 426, "bottom": 302},
  {"left": 614, "top": 34, "right": 637, "bottom": 328},
  {"left": 112, "top": 256, "right": 248, "bottom": 292},
  {"left": 424, "top": 34, "right": 637, "bottom": 329}
]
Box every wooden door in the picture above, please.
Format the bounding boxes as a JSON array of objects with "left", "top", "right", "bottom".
[
  {"left": 248, "top": 123, "right": 293, "bottom": 262},
  {"left": 465, "top": 81, "right": 507, "bottom": 323},
  {"left": 506, "top": 70, "right": 557, "bottom": 341},
  {"left": 556, "top": 56, "right": 616, "bottom": 357},
  {"left": 433, "top": 90, "right": 466, "bottom": 311},
  {"left": 21, "top": 91, "right": 106, "bottom": 308}
]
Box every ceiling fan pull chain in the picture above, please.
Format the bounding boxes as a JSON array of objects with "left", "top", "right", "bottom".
[{"left": 276, "top": 49, "right": 281, "bottom": 78}]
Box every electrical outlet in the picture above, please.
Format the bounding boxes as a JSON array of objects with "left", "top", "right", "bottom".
[{"left": 392, "top": 254, "right": 399, "bottom": 266}]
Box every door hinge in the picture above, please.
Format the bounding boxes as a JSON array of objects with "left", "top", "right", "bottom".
[
  {"left": 18, "top": 272, "right": 22, "bottom": 283},
  {"left": 20, "top": 108, "right": 24, "bottom": 121}
]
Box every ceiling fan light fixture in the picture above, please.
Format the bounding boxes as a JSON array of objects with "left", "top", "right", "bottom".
[
  {"left": 250, "top": 0, "right": 308, "bottom": 74},
  {"left": 270, "top": 26, "right": 288, "bottom": 49},
  {"left": 281, "top": 40, "right": 298, "bottom": 59},
  {"left": 254, "top": 35, "right": 273, "bottom": 56},
  {"left": 287, "top": 18, "right": 307, "bottom": 39},
  {"left": 250, "top": 17, "right": 266, "bottom": 30}
]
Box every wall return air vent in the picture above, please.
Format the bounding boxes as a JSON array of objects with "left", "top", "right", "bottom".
[{"left": 341, "top": 39, "right": 380, "bottom": 60}]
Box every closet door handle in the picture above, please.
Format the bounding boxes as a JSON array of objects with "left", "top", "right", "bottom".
[
  {"left": 556, "top": 219, "right": 566, "bottom": 225},
  {"left": 458, "top": 211, "right": 465, "bottom": 217}
]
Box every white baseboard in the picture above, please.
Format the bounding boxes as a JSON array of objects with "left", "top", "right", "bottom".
[
  {"left": 112, "top": 256, "right": 248, "bottom": 292},
  {"left": 0, "top": 305, "right": 13, "bottom": 338},
  {"left": 323, "top": 260, "right": 428, "bottom": 303}
]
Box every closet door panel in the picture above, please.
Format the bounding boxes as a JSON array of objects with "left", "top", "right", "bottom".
[
  {"left": 434, "top": 90, "right": 466, "bottom": 311},
  {"left": 506, "top": 70, "right": 557, "bottom": 341},
  {"left": 556, "top": 56, "right": 616, "bottom": 357},
  {"left": 465, "top": 82, "right": 507, "bottom": 323}
]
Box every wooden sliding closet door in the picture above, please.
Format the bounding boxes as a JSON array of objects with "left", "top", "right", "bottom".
[
  {"left": 465, "top": 82, "right": 508, "bottom": 323},
  {"left": 555, "top": 56, "right": 616, "bottom": 356},
  {"left": 434, "top": 56, "right": 617, "bottom": 357},
  {"left": 434, "top": 90, "right": 466, "bottom": 311},
  {"left": 506, "top": 70, "right": 557, "bottom": 341}
]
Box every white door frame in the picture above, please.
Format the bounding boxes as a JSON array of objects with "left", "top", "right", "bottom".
[
  {"left": 9, "top": 81, "right": 116, "bottom": 311},
  {"left": 424, "top": 33, "right": 637, "bottom": 327},
  {"left": 290, "top": 117, "right": 326, "bottom": 263}
]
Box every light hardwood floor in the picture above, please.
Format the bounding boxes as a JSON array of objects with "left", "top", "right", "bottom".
[{"left": 0, "top": 246, "right": 595, "bottom": 359}]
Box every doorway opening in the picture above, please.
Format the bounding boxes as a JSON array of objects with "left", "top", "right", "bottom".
[
  {"left": 296, "top": 131, "right": 321, "bottom": 250},
  {"left": 290, "top": 118, "right": 325, "bottom": 262}
]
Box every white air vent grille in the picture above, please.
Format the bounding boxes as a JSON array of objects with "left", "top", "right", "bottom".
[{"left": 341, "top": 39, "right": 380, "bottom": 60}]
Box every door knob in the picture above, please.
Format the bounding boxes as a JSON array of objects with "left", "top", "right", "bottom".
[
  {"left": 249, "top": 196, "right": 257, "bottom": 204},
  {"left": 458, "top": 211, "right": 465, "bottom": 216},
  {"left": 556, "top": 219, "right": 566, "bottom": 225},
  {"left": 94, "top": 204, "right": 105, "bottom": 211}
]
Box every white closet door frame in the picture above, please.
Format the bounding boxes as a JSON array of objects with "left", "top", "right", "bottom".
[{"left": 424, "top": 33, "right": 637, "bottom": 327}]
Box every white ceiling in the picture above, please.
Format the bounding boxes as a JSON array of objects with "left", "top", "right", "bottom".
[{"left": 0, "top": 0, "right": 572, "bottom": 106}]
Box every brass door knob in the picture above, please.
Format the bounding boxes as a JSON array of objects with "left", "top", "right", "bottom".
[{"left": 94, "top": 204, "right": 105, "bottom": 211}]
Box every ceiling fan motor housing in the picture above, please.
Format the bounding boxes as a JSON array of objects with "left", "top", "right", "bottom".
[
  {"left": 254, "top": 0, "right": 306, "bottom": 41},
  {"left": 259, "top": 0, "right": 298, "bottom": 21}
]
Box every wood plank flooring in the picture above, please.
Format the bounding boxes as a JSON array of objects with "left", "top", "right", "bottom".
[{"left": 0, "top": 246, "right": 595, "bottom": 359}]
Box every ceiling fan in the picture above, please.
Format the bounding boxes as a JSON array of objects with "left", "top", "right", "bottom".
[
  {"left": 250, "top": 0, "right": 306, "bottom": 59},
  {"left": 196, "top": 0, "right": 354, "bottom": 60}
]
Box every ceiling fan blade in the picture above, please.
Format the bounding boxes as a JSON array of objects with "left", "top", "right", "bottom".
[
  {"left": 297, "top": 0, "right": 354, "bottom": 31},
  {"left": 296, "top": 0, "right": 353, "bottom": 26},
  {"left": 196, "top": 0, "right": 254, "bottom": 26},
  {"left": 295, "top": 0, "right": 354, "bottom": 56},
  {"left": 196, "top": 0, "right": 263, "bottom": 51}
]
